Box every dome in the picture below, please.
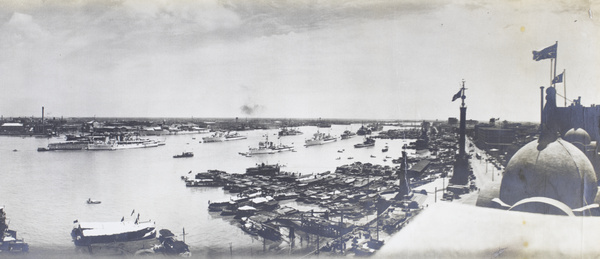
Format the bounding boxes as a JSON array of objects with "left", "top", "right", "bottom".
[
  {"left": 499, "top": 138, "right": 597, "bottom": 215},
  {"left": 563, "top": 128, "right": 592, "bottom": 145}
]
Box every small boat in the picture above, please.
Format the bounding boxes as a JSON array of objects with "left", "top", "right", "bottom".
[
  {"left": 382, "top": 145, "right": 389, "bottom": 152},
  {"left": 348, "top": 157, "right": 354, "bottom": 159},
  {"left": 173, "top": 152, "right": 194, "bottom": 158},
  {"left": 87, "top": 198, "right": 101, "bottom": 204}
]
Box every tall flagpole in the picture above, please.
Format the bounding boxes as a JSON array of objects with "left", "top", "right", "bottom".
[
  {"left": 563, "top": 69, "right": 567, "bottom": 106},
  {"left": 550, "top": 59, "right": 554, "bottom": 86},
  {"left": 553, "top": 41, "right": 558, "bottom": 88}
]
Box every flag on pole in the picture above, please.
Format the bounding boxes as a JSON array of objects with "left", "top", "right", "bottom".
[
  {"left": 452, "top": 89, "right": 462, "bottom": 102},
  {"left": 532, "top": 43, "right": 557, "bottom": 61},
  {"left": 552, "top": 72, "right": 563, "bottom": 84}
]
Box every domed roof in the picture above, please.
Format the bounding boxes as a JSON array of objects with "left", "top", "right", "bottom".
[
  {"left": 499, "top": 138, "right": 597, "bottom": 214},
  {"left": 564, "top": 128, "right": 592, "bottom": 145}
]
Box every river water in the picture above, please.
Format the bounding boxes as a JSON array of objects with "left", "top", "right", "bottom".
[{"left": 0, "top": 124, "right": 416, "bottom": 257}]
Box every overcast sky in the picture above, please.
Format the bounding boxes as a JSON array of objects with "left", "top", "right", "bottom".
[{"left": 0, "top": 0, "right": 598, "bottom": 122}]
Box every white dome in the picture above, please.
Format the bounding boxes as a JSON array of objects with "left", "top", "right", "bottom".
[{"left": 499, "top": 138, "right": 597, "bottom": 214}]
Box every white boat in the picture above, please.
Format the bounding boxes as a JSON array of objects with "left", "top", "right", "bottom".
[
  {"left": 87, "top": 136, "right": 160, "bottom": 150},
  {"left": 224, "top": 132, "right": 247, "bottom": 141},
  {"left": 87, "top": 139, "right": 117, "bottom": 150},
  {"left": 304, "top": 131, "right": 338, "bottom": 146},
  {"left": 71, "top": 220, "right": 156, "bottom": 246},
  {"left": 243, "top": 135, "right": 294, "bottom": 155},
  {"left": 202, "top": 132, "right": 226, "bottom": 143}
]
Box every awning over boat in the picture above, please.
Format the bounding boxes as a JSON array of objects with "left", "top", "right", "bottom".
[
  {"left": 76, "top": 221, "right": 155, "bottom": 237},
  {"left": 238, "top": 206, "right": 257, "bottom": 211}
]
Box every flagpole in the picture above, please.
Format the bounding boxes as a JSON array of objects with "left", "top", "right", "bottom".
[
  {"left": 550, "top": 58, "right": 554, "bottom": 85},
  {"left": 563, "top": 69, "right": 567, "bottom": 106},
  {"left": 553, "top": 41, "right": 558, "bottom": 88}
]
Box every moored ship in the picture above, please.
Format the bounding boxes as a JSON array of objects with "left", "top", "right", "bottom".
[
  {"left": 38, "top": 140, "right": 90, "bottom": 151},
  {"left": 224, "top": 132, "right": 247, "bottom": 141},
  {"left": 340, "top": 130, "right": 356, "bottom": 139},
  {"left": 71, "top": 220, "right": 157, "bottom": 246},
  {"left": 304, "top": 131, "right": 338, "bottom": 146},
  {"left": 173, "top": 152, "right": 194, "bottom": 158},
  {"left": 242, "top": 135, "right": 294, "bottom": 156},
  {"left": 202, "top": 132, "right": 226, "bottom": 143},
  {"left": 87, "top": 136, "right": 160, "bottom": 150},
  {"left": 278, "top": 127, "right": 303, "bottom": 136},
  {"left": 0, "top": 206, "right": 29, "bottom": 253},
  {"left": 354, "top": 137, "right": 376, "bottom": 148}
]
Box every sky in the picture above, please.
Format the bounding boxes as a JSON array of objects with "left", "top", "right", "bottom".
[{"left": 0, "top": 0, "right": 598, "bottom": 122}]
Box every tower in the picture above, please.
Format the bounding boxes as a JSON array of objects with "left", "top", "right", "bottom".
[{"left": 450, "top": 80, "right": 470, "bottom": 185}]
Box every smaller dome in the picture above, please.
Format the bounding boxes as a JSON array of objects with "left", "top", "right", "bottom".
[{"left": 564, "top": 128, "right": 591, "bottom": 145}]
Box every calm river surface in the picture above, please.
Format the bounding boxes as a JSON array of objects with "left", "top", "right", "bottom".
[{"left": 0, "top": 124, "right": 415, "bottom": 257}]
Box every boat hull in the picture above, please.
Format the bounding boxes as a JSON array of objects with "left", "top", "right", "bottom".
[{"left": 71, "top": 221, "right": 157, "bottom": 246}]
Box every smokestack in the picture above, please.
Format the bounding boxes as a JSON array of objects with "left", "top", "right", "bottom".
[{"left": 42, "top": 106, "right": 45, "bottom": 123}]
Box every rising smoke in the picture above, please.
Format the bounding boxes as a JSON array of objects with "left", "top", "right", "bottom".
[{"left": 240, "top": 104, "right": 265, "bottom": 115}]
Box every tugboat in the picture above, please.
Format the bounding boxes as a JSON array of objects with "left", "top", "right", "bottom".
[
  {"left": 0, "top": 206, "right": 29, "bottom": 253},
  {"left": 173, "top": 152, "right": 194, "bottom": 158},
  {"left": 354, "top": 137, "right": 375, "bottom": 148}
]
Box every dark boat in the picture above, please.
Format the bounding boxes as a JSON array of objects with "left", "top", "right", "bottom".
[
  {"left": 154, "top": 229, "right": 191, "bottom": 257},
  {"left": 246, "top": 163, "right": 280, "bottom": 176},
  {"left": 278, "top": 127, "right": 303, "bottom": 136},
  {"left": 87, "top": 198, "right": 101, "bottom": 204},
  {"left": 354, "top": 137, "right": 375, "bottom": 148},
  {"left": 382, "top": 145, "right": 389, "bottom": 152},
  {"left": 71, "top": 220, "right": 157, "bottom": 246},
  {"left": 173, "top": 152, "right": 193, "bottom": 158},
  {"left": 341, "top": 130, "right": 356, "bottom": 139},
  {"left": 356, "top": 125, "right": 372, "bottom": 135},
  {"left": 0, "top": 206, "right": 29, "bottom": 253}
]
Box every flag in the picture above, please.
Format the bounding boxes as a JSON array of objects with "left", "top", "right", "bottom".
[
  {"left": 532, "top": 43, "right": 557, "bottom": 61},
  {"left": 121, "top": 216, "right": 124, "bottom": 222},
  {"left": 131, "top": 209, "right": 135, "bottom": 216},
  {"left": 552, "top": 72, "right": 563, "bottom": 84},
  {"left": 452, "top": 89, "right": 462, "bottom": 102}
]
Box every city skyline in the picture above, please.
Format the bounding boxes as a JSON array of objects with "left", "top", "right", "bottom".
[{"left": 0, "top": 0, "right": 598, "bottom": 122}]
